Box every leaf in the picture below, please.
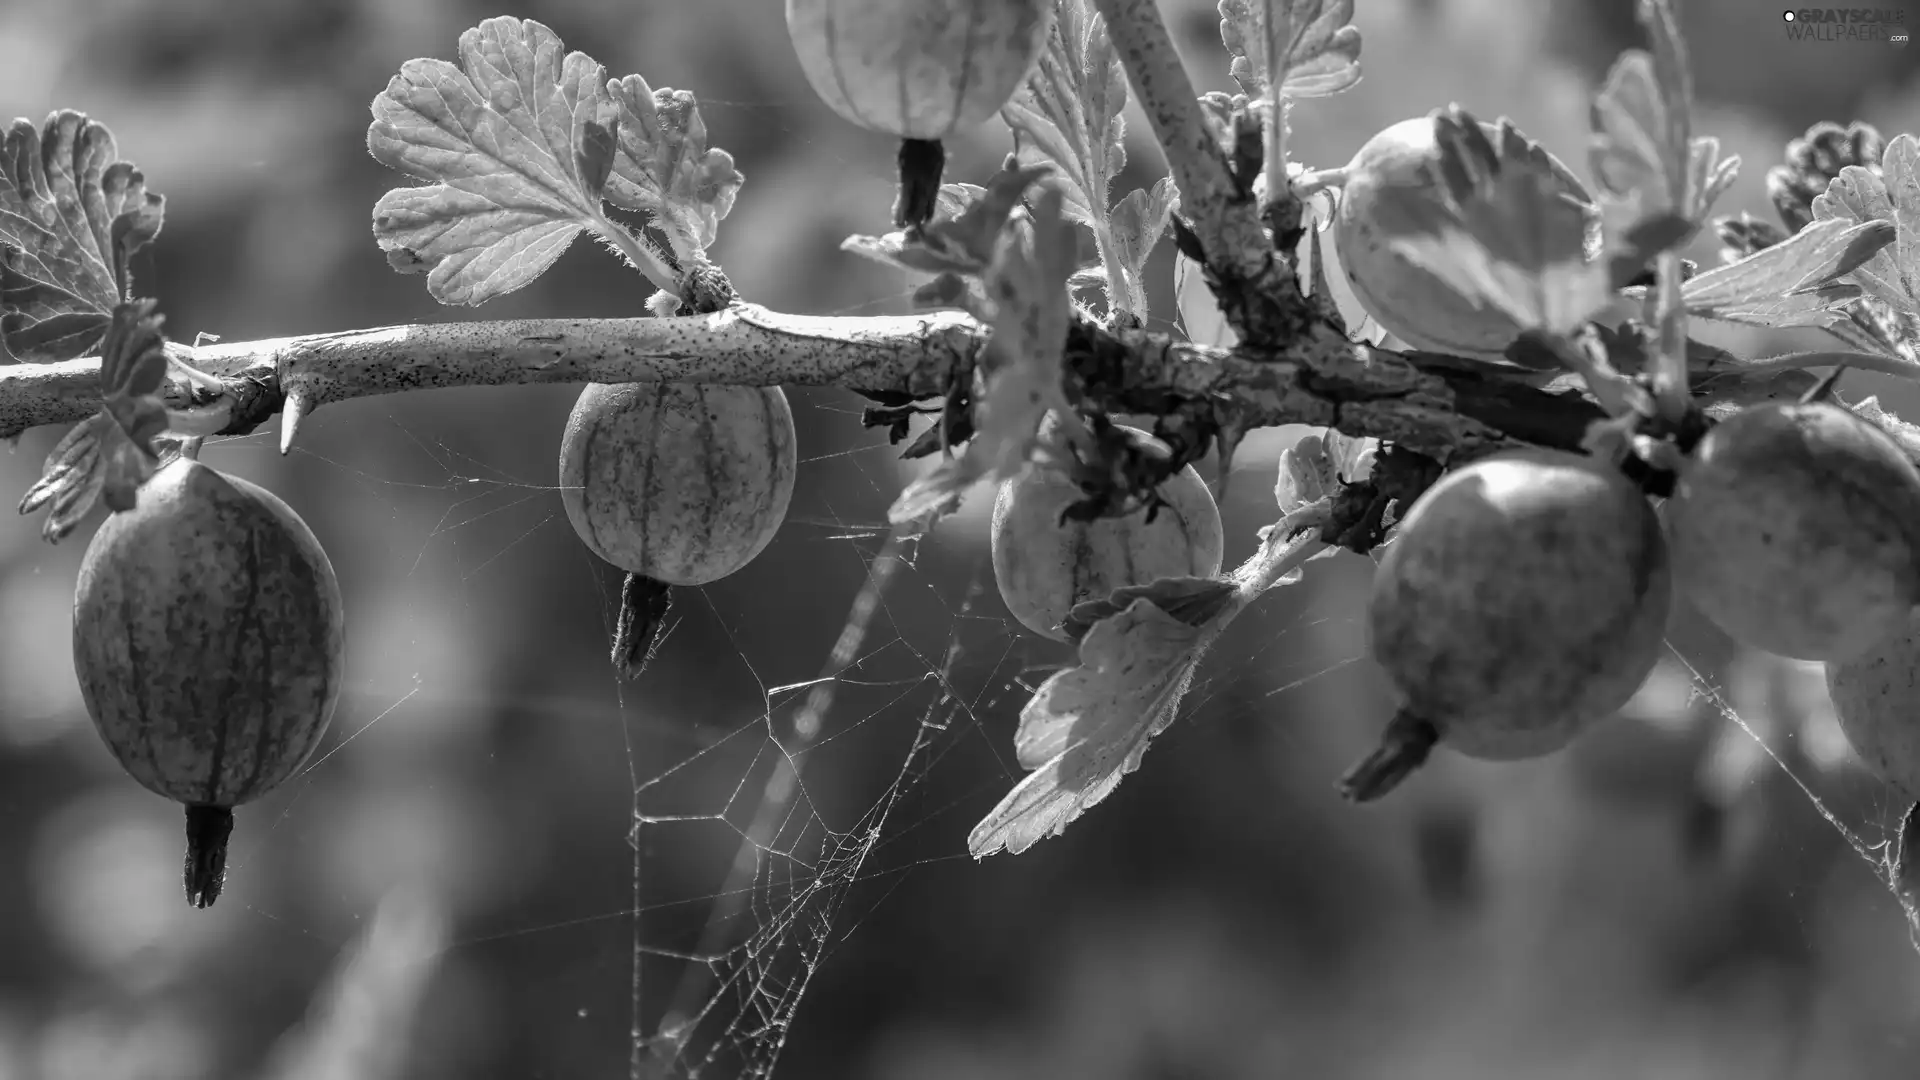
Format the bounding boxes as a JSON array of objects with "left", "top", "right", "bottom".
[
  {"left": 1175, "top": 252, "right": 1235, "bottom": 347},
  {"left": 1812, "top": 134, "right": 1920, "bottom": 318},
  {"left": 366, "top": 17, "right": 664, "bottom": 306},
  {"left": 842, "top": 165, "right": 1054, "bottom": 277},
  {"left": 1001, "top": 0, "right": 1128, "bottom": 230},
  {"left": 1060, "top": 576, "right": 1237, "bottom": 644},
  {"left": 602, "top": 75, "right": 744, "bottom": 256},
  {"left": 1256, "top": 430, "right": 1369, "bottom": 549},
  {"left": 1656, "top": 217, "right": 1895, "bottom": 330},
  {"left": 1374, "top": 111, "right": 1611, "bottom": 337},
  {"left": 968, "top": 497, "right": 1339, "bottom": 858},
  {"left": 93, "top": 300, "right": 170, "bottom": 510},
  {"left": 969, "top": 594, "right": 1215, "bottom": 857},
  {"left": 911, "top": 272, "right": 986, "bottom": 317},
  {"left": 18, "top": 300, "right": 172, "bottom": 541},
  {"left": 1605, "top": 211, "right": 1694, "bottom": 289},
  {"left": 1105, "top": 177, "right": 1176, "bottom": 315},
  {"left": 0, "top": 111, "right": 165, "bottom": 362},
  {"left": 1273, "top": 429, "right": 1375, "bottom": 515},
  {"left": 1587, "top": 0, "right": 1735, "bottom": 256},
  {"left": 1324, "top": 428, "right": 1376, "bottom": 482},
  {"left": 17, "top": 415, "right": 106, "bottom": 542},
  {"left": 1733, "top": 348, "right": 1920, "bottom": 383},
  {"left": 887, "top": 186, "right": 1079, "bottom": 527},
  {"left": 577, "top": 117, "right": 618, "bottom": 201},
  {"left": 1219, "top": 0, "right": 1362, "bottom": 101}
]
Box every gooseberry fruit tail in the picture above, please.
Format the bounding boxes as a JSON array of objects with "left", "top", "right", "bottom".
[
  {"left": 611, "top": 572, "right": 675, "bottom": 680},
  {"left": 184, "top": 804, "right": 235, "bottom": 909},
  {"left": 894, "top": 138, "right": 946, "bottom": 230},
  {"left": 1337, "top": 710, "right": 1441, "bottom": 803}
]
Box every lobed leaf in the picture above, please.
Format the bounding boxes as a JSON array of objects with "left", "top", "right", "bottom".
[
  {"left": 887, "top": 185, "right": 1079, "bottom": 527},
  {"left": 1375, "top": 111, "right": 1612, "bottom": 340},
  {"left": 603, "top": 75, "right": 744, "bottom": 256},
  {"left": 1812, "top": 134, "right": 1920, "bottom": 318},
  {"left": 971, "top": 506, "right": 1337, "bottom": 859},
  {"left": 969, "top": 592, "right": 1216, "bottom": 857},
  {"left": 971, "top": 476, "right": 1340, "bottom": 857},
  {"left": 1175, "top": 253, "right": 1235, "bottom": 347},
  {"left": 1651, "top": 216, "right": 1896, "bottom": 330},
  {"left": 1274, "top": 429, "right": 1374, "bottom": 516},
  {"left": 19, "top": 300, "right": 173, "bottom": 541},
  {"left": 366, "top": 17, "right": 658, "bottom": 306},
  {"left": 0, "top": 111, "right": 165, "bottom": 362},
  {"left": 1059, "top": 576, "right": 1237, "bottom": 644},
  {"left": 1587, "top": 0, "right": 1737, "bottom": 259},
  {"left": 910, "top": 271, "right": 986, "bottom": 318},
  {"left": 1105, "top": 178, "right": 1176, "bottom": 317},
  {"left": 1002, "top": 0, "right": 1128, "bottom": 230},
  {"left": 1218, "top": 0, "right": 1362, "bottom": 101},
  {"left": 842, "top": 166, "right": 1054, "bottom": 278}
]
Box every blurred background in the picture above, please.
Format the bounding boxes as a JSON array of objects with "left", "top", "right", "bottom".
[{"left": 5, "top": 0, "right": 1920, "bottom": 1077}]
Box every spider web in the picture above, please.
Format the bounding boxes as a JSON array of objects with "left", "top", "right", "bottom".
[
  {"left": 234, "top": 394, "right": 1365, "bottom": 1080},
  {"left": 6, "top": 71, "right": 1920, "bottom": 1080},
  {"left": 15, "top": 379, "right": 1920, "bottom": 1079}
]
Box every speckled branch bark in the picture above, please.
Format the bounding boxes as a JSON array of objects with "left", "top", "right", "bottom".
[
  {"left": 0, "top": 305, "right": 1576, "bottom": 459},
  {"left": 1089, "top": 0, "right": 1313, "bottom": 348}
]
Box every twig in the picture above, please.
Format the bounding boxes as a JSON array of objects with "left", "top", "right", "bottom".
[
  {"left": 0, "top": 306, "right": 1543, "bottom": 461},
  {"left": 1090, "top": 0, "right": 1306, "bottom": 346}
]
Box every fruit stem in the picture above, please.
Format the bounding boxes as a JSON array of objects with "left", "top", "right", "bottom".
[
  {"left": 1291, "top": 166, "right": 1349, "bottom": 198},
  {"left": 183, "top": 804, "right": 234, "bottom": 909},
  {"left": 611, "top": 572, "right": 675, "bottom": 680},
  {"left": 894, "top": 138, "right": 946, "bottom": 231},
  {"left": 1337, "top": 710, "right": 1440, "bottom": 803}
]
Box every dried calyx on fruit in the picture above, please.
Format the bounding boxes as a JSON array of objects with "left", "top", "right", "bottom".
[
  {"left": 1664, "top": 400, "right": 1920, "bottom": 663},
  {"left": 990, "top": 424, "right": 1224, "bottom": 643},
  {"left": 558, "top": 381, "right": 797, "bottom": 677},
  {"left": 1333, "top": 113, "right": 1597, "bottom": 361},
  {"left": 784, "top": 0, "right": 1051, "bottom": 228},
  {"left": 72, "top": 457, "right": 346, "bottom": 909},
  {"left": 1342, "top": 448, "right": 1670, "bottom": 801}
]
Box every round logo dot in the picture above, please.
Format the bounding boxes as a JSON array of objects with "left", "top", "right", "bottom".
[{"left": 1783, "top": 10, "right": 1795, "bottom": 19}]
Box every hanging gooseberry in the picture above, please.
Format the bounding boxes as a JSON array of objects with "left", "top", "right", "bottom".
[
  {"left": 1342, "top": 448, "right": 1670, "bottom": 801},
  {"left": 785, "top": 0, "right": 1052, "bottom": 228},
  {"left": 558, "top": 380, "right": 797, "bottom": 675},
  {"left": 990, "top": 426, "right": 1225, "bottom": 642},
  {"left": 1827, "top": 611, "right": 1920, "bottom": 800},
  {"left": 1665, "top": 400, "right": 1920, "bottom": 662},
  {"left": 72, "top": 456, "right": 346, "bottom": 908}
]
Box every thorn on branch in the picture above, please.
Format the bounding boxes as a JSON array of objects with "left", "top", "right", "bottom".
[
  {"left": 1801, "top": 364, "right": 1848, "bottom": 404},
  {"left": 279, "top": 383, "right": 312, "bottom": 455}
]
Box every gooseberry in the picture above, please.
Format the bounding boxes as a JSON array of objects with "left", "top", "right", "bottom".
[
  {"left": 1342, "top": 448, "right": 1670, "bottom": 801},
  {"left": 1665, "top": 400, "right": 1920, "bottom": 662},
  {"left": 72, "top": 457, "right": 346, "bottom": 908},
  {"left": 990, "top": 426, "right": 1225, "bottom": 643}
]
